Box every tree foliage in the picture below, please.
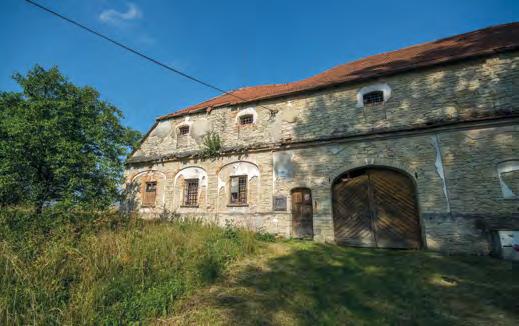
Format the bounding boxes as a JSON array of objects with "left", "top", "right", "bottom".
[{"left": 0, "top": 65, "right": 141, "bottom": 211}]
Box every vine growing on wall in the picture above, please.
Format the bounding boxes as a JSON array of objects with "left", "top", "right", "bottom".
[{"left": 200, "top": 131, "right": 222, "bottom": 158}]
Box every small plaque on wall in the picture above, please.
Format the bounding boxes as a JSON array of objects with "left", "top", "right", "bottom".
[{"left": 273, "top": 196, "right": 287, "bottom": 211}]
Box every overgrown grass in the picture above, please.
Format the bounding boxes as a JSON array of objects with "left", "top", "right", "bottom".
[
  {"left": 2, "top": 209, "right": 517, "bottom": 325},
  {"left": 0, "top": 208, "right": 260, "bottom": 325}
]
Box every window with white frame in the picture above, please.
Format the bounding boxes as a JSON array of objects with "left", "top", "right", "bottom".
[{"left": 356, "top": 83, "right": 391, "bottom": 108}]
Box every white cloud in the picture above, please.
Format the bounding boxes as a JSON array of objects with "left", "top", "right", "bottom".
[{"left": 99, "top": 3, "right": 142, "bottom": 25}]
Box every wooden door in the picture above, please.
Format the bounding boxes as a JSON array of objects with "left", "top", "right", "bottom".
[
  {"left": 332, "top": 174, "right": 377, "bottom": 247},
  {"left": 369, "top": 169, "right": 421, "bottom": 249},
  {"left": 291, "top": 189, "right": 314, "bottom": 239},
  {"left": 332, "top": 168, "right": 421, "bottom": 249}
]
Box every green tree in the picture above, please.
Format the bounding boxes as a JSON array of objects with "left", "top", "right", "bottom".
[{"left": 0, "top": 65, "right": 141, "bottom": 212}]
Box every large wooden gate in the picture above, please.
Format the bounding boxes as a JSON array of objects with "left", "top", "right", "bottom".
[
  {"left": 291, "top": 188, "right": 314, "bottom": 239},
  {"left": 332, "top": 168, "right": 421, "bottom": 249}
]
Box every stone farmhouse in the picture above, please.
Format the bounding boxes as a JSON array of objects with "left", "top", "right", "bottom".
[{"left": 125, "top": 23, "right": 519, "bottom": 254}]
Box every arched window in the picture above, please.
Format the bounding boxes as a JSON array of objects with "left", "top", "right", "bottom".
[
  {"left": 236, "top": 107, "right": 257, "bottom": 125},
  {"left": 363, "top": 91, "right": 384, "bottom": 106},
  {"left": 356, "top": 83, "right": 391, "bottom": 108},
  {"left": 239, "top": 114, "right": 254, "bottom": 125}
]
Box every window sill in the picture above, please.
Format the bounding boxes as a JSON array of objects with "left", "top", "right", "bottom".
[
  {"left": 227, "top": 204, "right": 249, "bottom": 207},
  {"left": 141, "top": 204, "right": 156, "bottom": 208},
  {"left": 180, "top": 205, "right": 199, "bottom": 208},
  {"left": 363, "top": 102, "right": 384, "bottom": 108}
]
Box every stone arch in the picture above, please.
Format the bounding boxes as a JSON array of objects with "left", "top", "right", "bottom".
[
  {"left": 330, "top": 164, "right": 418, "bottom": 190},
  {"left": 130, "top": 170, "right": 167, "bottom": 211},
  {"left": 173, "top": 166, "right": 208, "bottom": 209},
  {"left": 217, "top": 161, "right": 261, "bottom": 211},
  {"left": 331, "top": 165, "right": 423, "bottom": 249},
  {"left": 329, "top": 160, "right": 417, "bottom": 186}
]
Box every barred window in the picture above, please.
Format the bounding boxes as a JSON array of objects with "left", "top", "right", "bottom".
[
  {"left": 362, "top": 91, "right": 384, "bottom": 106},
  {"left": 239, "top": 114, "right": 254, "bottom": 125},
  {"left": 183, "top": 179, "right": 199, "bottom": 206},
  {"left": 230, "top": 175, "right": 247, "bottom": 204},
  {"left": 179, "top": 125, "right": 190, "bottom": 135},
  {"left": 142, "top": 181, "right": 157, "bottom": 206}
]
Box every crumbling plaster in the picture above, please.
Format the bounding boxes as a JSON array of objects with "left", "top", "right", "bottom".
[
  {"left": 497, "top": 160, "right": 519, "bottom": 199},
  {"left": 126, "top": 51, "right": 519, "bottom": 254}
]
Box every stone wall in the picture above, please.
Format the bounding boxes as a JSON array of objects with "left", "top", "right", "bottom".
[
  {"left": 126, "top": 51, "right": 519, "bottom": 254},
  {"left": 132, "top": 51, "right": 519, "bottom": 160}
]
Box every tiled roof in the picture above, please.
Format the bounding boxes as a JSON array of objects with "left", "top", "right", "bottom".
[{"left": 158, "top": 22, "right": 519, "bottom": 121}]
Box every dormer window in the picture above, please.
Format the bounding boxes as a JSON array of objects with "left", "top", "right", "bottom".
[
  {"left": 363, "top": 91, "right": 384, "bottom": 106},
  {"left": 239, "top": 114, "right": 254, "bottom": 125},
  {"left": 179, "top": 125, "right": 190, "bottom": 135}
]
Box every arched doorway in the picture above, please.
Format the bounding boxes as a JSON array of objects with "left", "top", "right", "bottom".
[
  {"left": 291, "top": 188, "right": 313, "bottom": 239},
  {"left": 332, "top": 167, "right": 421, "bottom": 249}
]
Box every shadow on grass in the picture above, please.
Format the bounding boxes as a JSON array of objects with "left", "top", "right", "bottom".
[{"left": 198, "top": 241, "right": 518, "bottom": 325}]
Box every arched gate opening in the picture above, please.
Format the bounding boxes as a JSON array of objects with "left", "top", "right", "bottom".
[{"left": 332, "top": 167, "right": 422, "bottom": 249}]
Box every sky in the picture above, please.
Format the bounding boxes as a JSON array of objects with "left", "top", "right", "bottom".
[{"left": 1, "top": 0, "right": 518, "bottom": 133}]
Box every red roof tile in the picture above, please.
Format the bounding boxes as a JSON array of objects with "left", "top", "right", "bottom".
[{"left": 158, "top": 22, "right": 519, "bottom": 121}]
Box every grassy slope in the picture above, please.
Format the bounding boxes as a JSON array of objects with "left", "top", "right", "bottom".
[
  {"left": 168, "top": 241, "right": 519, "bottom": 326},
  {"left": 0, "top": 211, "right": 260, "bottom": 325},
  {"left": 1, "top": 210, "right": 517, "bottom": 325}
]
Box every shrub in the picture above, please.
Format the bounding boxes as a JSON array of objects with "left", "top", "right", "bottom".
[{"left": 200, "top": 131, "right": 222, "bottom": 158}]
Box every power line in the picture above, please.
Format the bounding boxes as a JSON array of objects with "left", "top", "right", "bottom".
[{"left": 24, "top": 0, "right": 277, "bottom": 116}]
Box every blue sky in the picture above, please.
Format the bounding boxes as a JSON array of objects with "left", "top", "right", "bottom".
[{"left": 1, "top": 0, "right": 518, "bottom": 133}]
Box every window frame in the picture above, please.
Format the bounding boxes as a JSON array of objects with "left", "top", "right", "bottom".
[
  {"left": 229, "top": 175, "right": 248, "bottom": 206},
  {"left": 178, "top": 125, "right": 190, "bottom": 136},
  {"left": 182, "top": 178, "right": 199, "bottom": 207},
  {"left": 239, "top": 114, "right": 254, "bottom": 126},
  {"left": 362, "top": 90, "right": 384, "bottom": 107}
]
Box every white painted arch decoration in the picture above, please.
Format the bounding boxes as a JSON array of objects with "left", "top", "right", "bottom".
[
  {"left": 174, "top": 166, "right": 208, "bottom": 187},
  {"left": 217, "top": 161, "right": 260, "bottom": 191},
  {"left": 235, "top": 107, "right": 258, "bottom": 124},
  {"left": 131, "top": 169, "right": 167, "bottom": 183},
  {"left": 497, "top": 160, "right": 519, "bottom": 199},
  {"left": 356, "top": 83, "right": 392, "bottom": 108},
  {"left": 176, "top": 118, "right": 193, "bottom": 136}
]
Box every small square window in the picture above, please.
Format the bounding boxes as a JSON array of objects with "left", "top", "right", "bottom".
[
  {"left": 179, "top": 126, "right": 190, "bottom": 135},
  {"left": 146, "top": 182, "right": 157, "bottom": 192},
  {"left": 363, "top": 91, "right": 384, "bottom": 106},
  {"left": 239, "top": 114, "right": 254, "bottom": 125}
]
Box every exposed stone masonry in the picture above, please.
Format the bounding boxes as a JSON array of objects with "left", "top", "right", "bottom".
[{"left": 126, "top": 51, "right": 519, "bottom": 254}]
